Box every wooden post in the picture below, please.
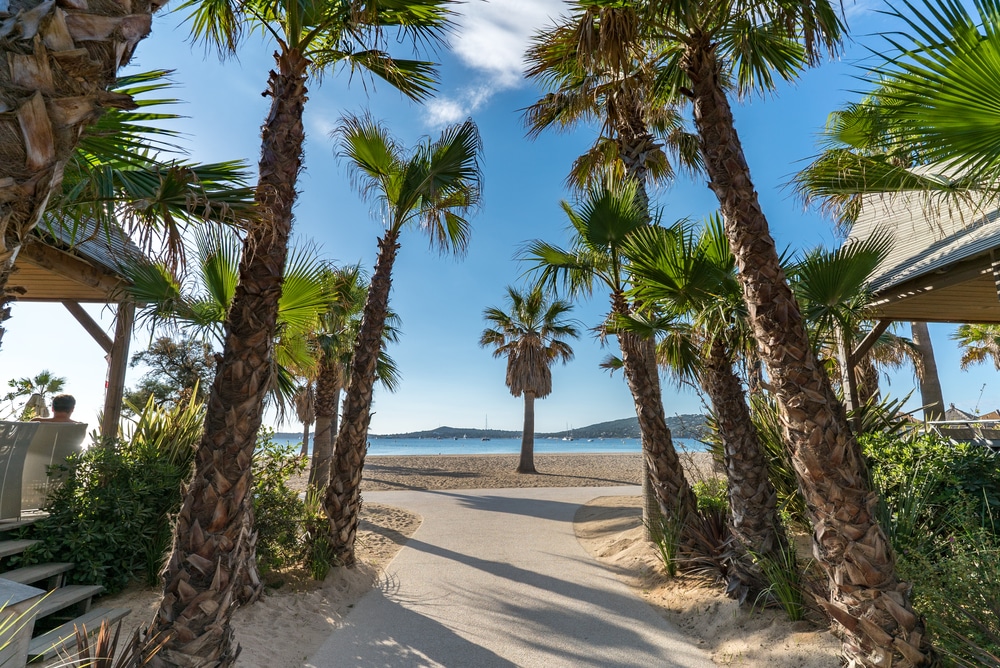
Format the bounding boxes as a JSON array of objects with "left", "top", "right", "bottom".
[{"left": 100, "top": 301, "right": 134, "bottom": 440}]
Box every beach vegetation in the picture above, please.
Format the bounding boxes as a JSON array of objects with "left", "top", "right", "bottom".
[
  {"left": 326, "top": 114, "right": 484, "bottom": 567},
  {"left": 307, "top": 264, "right": 401, "bottom": 490},
  {"left": 525, "top": 0, "right": 700, "bottom": 542},
  {"left": 143, "top": 0, "right": 457, "bottom": 660},
  {"left": 521, "top": 175, "right": 700, "bottom": 548},
  {"left": 2, "top": 370, "right": 67, "bottom": 420},
  {"left": 480, "top": 285, "right": 580, "bottom": 474},
  {"left": 623, "top": 217, "right": 789, "bottom": 601},
  {"left": 749, "top": 544, "right": 807, "bottom": 623},
  {"left": 253, "top": 434, "right": 309, "bottom": 574}
]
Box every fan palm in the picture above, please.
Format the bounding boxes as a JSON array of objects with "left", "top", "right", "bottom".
[
  {"left": 0, "top": 0, "right": 167, "bottom": 340},
  {"left": 147, "top": 4, "right": 454, "bottom": 659},
  {"left": 480, "top": 286, "right": 580, "bottom": 474},
  {"left": 308, "top": 263, "right": 401, "bottom": 489},
  {"left": 953, "top": 324, "right": 1000, "bottom": 370},
  {"left": 521, "top": 174, "right": 700, "bottom": 543},
  {"left": 3, "top": 369, "right": 66, "bottom": 420},
  {"left": 0, "top": 70, "right": 254, "bottom": 349},
  {"left": 624, "top": 217, "right": 787, "bottom": 599},
  {"left": 644, "top": 0, "right": 930, "bottom": 660},
  {"left": 326, "top": 115, "right": 483, "bottom": 565}
]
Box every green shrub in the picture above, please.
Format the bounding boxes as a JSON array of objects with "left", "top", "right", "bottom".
[
  {"left": 252, "top": 432, "right": 307, "bottom": 574},
  {"left": 16, "top": 396, "right": 202, "bottom": 593},
  {"left": 693, "top": 478, "right": 728, "bottom": 514}
]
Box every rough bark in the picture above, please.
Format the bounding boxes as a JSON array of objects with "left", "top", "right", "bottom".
[
  {"left": 518, "top": 392, "right": 536, "bottom": 474},
  {"left": 910, "top": 321, "right": 943, "bottom": 420},
  {"left": 324, "top": 229, "right": 399, "bottom": 566},
  {"left": 145, "top": 48, "right": 309, "bottom": 666},
  {"left": 309, "top": 358, "right": 341, "bottom": 488},
  {"left": 702, "top": 337, "right": 788, "bottom": 600},
  {"left": 683, "top": 37, "right": 931, "bottom": 667},
  {"left": 613, "top": 292, "right": 699, "bottom": 548},
  {"left": 300, "top": 422, "right": 310, "bottom": 458},
  {"left": 0, "top": 0, "right": 160, "bottom": 349}
]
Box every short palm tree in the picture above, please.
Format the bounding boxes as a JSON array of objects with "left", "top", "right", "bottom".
[
  {"left": 3, "top": 370, "right": 67, "bottom": 420},
  {"left": 293, "top": 381, "right": 316, "bottom": 458},
  {"left": 521, "top": 174, "right": 699, "bottom": 543},
  {"left": 308, "top": 263, "right": 401, "bottom": 489},
  {"left": 953, "top": 324, "right": 1000, "bottom": 371},
  {"left": 624, "top": 218, "right": 787, "bottom": 599},
  {"left": 480, "top": 286, "right": 580, "bottom": 474},
  {"left": 326, "top": 115, "right": 483, "bottom": 565}
]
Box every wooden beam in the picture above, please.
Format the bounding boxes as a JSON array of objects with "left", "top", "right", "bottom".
[
  {"left": 873, "top": 253, "right": 993, "bottom": 305},
  {"left": 18, "top": 239, "right": 122, "bottom": 297},
  {"left": 992, "top": 249, "right": 1000, "bottom": 303},
  {"left": 850, "top": 319, "right": 893, "bottom": 366},
  {"left": 100, "top": 301, "right": 134, "bottom": 440},
  {"left": 61, "top": 301, "right": 112, "bottom": 354}
]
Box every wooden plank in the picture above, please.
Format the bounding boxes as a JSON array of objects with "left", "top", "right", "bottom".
[
  {"left": 2, "top": 562, "right": 72, "bottom": 586},
  {"left": 850, "top": 319, "right": 893, "bottom": 366},
  {"left": 0, "top": 540, "right": 39, "bottom": 559},
  {"left": 34, "top": 584, "right": 103, "bottom": 619},
  {"left": 27, "top": 607, "right": 130, "bottom": 662},
  {"left": 61, "top": 301, "right": 112, "bottom": 353},
  {"left": 101, "top": 301, "right": 134, "bottom": 439}
]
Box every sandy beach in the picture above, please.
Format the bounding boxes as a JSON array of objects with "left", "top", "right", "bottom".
[{"left": 102, "top": 452, "right": 839, "bottom": 667}]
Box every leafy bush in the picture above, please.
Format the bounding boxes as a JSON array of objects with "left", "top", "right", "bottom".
[
  {"left": 16, "top": 396, "right": 202, "bottom": 593},
  {"left": 252, "top": 433, "right": 307, "bottom": 573},
  {"left": 693, "top": 478, "right": 728, "bottom": 514}
]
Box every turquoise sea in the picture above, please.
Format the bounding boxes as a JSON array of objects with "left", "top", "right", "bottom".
[{"left": 274, "top": 435, "right": 708, "bottom": 456}]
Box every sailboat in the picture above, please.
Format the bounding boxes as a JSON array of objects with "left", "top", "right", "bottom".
[
  {"left": 562, "top": 423, "right": 574, "bottom": 441},
  {"left": 482, "top": 415, "right": 491, "bottom": 441}
]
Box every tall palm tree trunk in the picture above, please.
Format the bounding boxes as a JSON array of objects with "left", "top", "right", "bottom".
[
  {"left": 682, "top": 41, "right": 930, "bottom": 666},
  {"left": 310, "top": 360, "right": 341, "bottom": 487},
  {"left": 0, "top": 0, "right": 159, "bottom": 348},
  {"left": 300, "top": 423, "right": 311, "bottom": 458},
  {"left": 519, "top": 392, "right": 537, "bottom": 474},
  {"left": 702, "top": 338, "right": 788, "bottom": 599},
  {"left": 145, "top": 49, "right": 308, "bottom": 666},
  {"left": 910, "top": 321, "right": 944, "bottom": 420},
  {"left": 613, "top": 293, "right": 699, "bottom": 547},
  {"left": 325, "top": 229, "right": 399, "bottom": 565}
]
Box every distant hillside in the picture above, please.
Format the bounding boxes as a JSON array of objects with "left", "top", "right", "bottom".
[{"left": 368, "top": 414, "right": 708, "bottom": 441}]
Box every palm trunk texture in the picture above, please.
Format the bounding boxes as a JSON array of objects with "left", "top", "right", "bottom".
[
  {"left": 325, "top": 229, "right": 400, "bottom": 565},
  {"left": 300, "top": 423, "right": 311, "bottom": 458},
  {"left": 0, "top": 0, "right": 160, "bottom": 349},
  {"left": 310, "top": 360, "right": 341, "bottom": 488},
  {"left": 703, "top": 337, "right": 788, "bottom": 599},
  {"left": 910, "top": 321, "right": 944, "bottom": 420},
  {"left": 146, "top": 49, "right": 308, "bottom": 666},
  {"left": 613, "top": 293, "right": 699, "bottom": 549},
  {"left": 519, "top": 392, "right": 536, "bottom": 474},
  {"left": 683, "top": 40, "right": 930, "bottom": 667}
]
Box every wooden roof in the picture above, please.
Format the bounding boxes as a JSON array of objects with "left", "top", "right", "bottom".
[
  {"left": 847, "top": 185, "right": 1000, "bottom": 324},
  {"left": 10, "top": 221, "right": 142, "bottom": 303}
]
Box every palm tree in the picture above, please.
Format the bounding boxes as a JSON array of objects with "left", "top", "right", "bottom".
[
  {"left": 3, "top": 370, "right": 67, "bottom": 419},
  {"left": 522, "top": 175, "right": 700, "bottom": 544},
  {"left": 646, "top": 0, "right": 930, "bottom": 660},
  {"left": 953, "top": 324, "right": 1000, "bottom": 370},
  {"left": 480, "top": 286, "right": 580, "bottom": 474},
  {"left": 0, "top": 0, "right": 166, "bottom": 342},
  {"left": 0, "top": 70, "right": 254, "bottom": 349},
  {"left": 145, "top": 3, "right": 454, "bottom": 658},
  {"left": 326, "top": 115, "right": 483, "bottom": 565},
  {"left": 624, "top": 218, "right": 787, "bottom": 599},
  {"left": 293, "top": 381, "right": 316, "bottom": 458},
  {"left": 309, "top": 264, "right": 401, "bottom": 489}
]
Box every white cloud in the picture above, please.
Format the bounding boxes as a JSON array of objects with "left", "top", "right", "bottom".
[{"left": 425, "top": 1, "right": 565, "bottom": 127}]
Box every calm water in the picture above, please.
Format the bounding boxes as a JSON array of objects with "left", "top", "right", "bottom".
[{"left": 275, "top": 435, "right": 707, "bottom": 456}]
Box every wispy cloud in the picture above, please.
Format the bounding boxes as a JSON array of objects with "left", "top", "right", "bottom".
[{"left": 425, "top": 0, "right": 565, "bottom": 126}]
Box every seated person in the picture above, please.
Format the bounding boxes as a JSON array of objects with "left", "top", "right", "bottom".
[{"left": 31, "top": 394, "right": 80, "bottom": 423}]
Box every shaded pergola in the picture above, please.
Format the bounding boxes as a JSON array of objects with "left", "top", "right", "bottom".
[
  {"left": 7, "top": 221, "right": 141, "bottom": 437},
  {"left": 840, "top": 189, "right": 1000, "bottom": 420}
]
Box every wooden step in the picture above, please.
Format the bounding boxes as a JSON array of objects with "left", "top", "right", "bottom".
[
  {"left": 27, "top": 607, "right": 131, "bottom": 663},
  {"left": 2, "top": 562, "right": 73, "bottom": 587},
  {"left": 0, "top": 539, "right": 39, "bottom": 559},
  {"left": 35, "top": 584, "right": 104, "bottom": 619}
]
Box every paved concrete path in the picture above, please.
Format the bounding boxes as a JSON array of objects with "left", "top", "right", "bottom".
[{"left": 307, "top": 486, "right": 714, "bottom": 668}]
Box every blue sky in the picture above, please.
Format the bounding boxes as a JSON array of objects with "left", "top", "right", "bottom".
[{"left": 4, "top": 1, "right": 998, "bottom": 434}]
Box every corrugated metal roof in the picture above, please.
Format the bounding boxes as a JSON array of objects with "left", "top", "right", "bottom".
[
  {"left": 848, "top": 179, "right": 1000, "bottom": 294},
  {"left": 32, "top": 218, "right": 145, "bottom": 278}
]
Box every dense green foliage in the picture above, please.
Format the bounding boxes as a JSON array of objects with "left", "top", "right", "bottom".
[
  {"left": 252, "top": 433, "right": 308, "bottom": 573},
  {"left": 861, "top": 431, "right": 1000, "bottom": 664},
  {"left": 124, "top": 336, "right": 216, "bottom": 414}
]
